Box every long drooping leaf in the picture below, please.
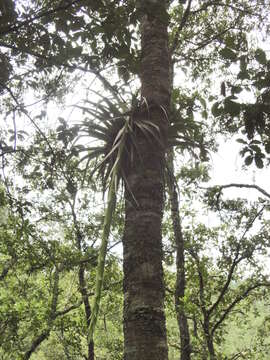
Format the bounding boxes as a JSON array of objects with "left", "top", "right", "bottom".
[
  {"left": 74, "top": 105, "right": 108, "bottom": 121},
  {"left": 87, "top": 119, "right": 128, "bottom": 341},
  {"left": 78, "top": 148, "right": 106, "bottom": 164},
  {"left": 88, "top": 89, "right": 125, "bottom": 115}
]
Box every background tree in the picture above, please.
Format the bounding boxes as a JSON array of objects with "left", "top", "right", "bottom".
[{"left": 1, "top": 1, "right": 270, "bottom": 359}]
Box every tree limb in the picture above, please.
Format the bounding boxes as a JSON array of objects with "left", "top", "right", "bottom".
[
  {"left": 0, "top": 261, "right": 11, "bottom": 280},
  {"left": 189, "top": 250, "right": 207, "bottom": 317},
  {"left": 23, "top": 331, "right": 50, "bottom": 360},
  {"left": 207, "top": 206, "right": 265, "bottom": 316},
  {"left": 0, "top": 41, "right": 123, "bottom": 102},
  {"left": 213, "top": 183, "right": 270, "bottom": 200},
  {"left": 0, "top": 0, "right": 83, "bottom": 37},
  {"left": 55, "top": 290, "right": 94, "bottom": 317},
  {"left": 211, "top": 282, "right": 270, "bottom": 336},
  {"left": 190, "top": 0, "right": 254, "bottom": 16},
  {"left": 170, "top": 0, "right": 192, "bottom": 55}
]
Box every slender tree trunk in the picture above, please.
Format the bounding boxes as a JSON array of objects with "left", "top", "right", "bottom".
[
  {"left": 122, "top": 1, "right": 170, "bottom": 359},
  {"left": 23, "top": 331, "right": 50, "bottom": 360},
  {"left": 73, "top": 209, "right": 94, "bottom": 360},
  {"left": 204, "top": 319, "right": 216, "bottom": 360},
  {"left": 167, "top": 150, "right": 191, "bottom": 360},
  {"left": 206, "top": 336, "right": 215, "bottom": 360},
  {"left": 78, "top": 265, "right": 94, "bottom": 360}
]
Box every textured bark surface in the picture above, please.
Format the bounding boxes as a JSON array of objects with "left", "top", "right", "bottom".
[
  {"left": 207, "top": 337, "right": 216, "bottom": 360},
  {"left": 122, "top": 1, "right": 170, "bottom": 359},
  {"left": 75, "top": 218, "right": 94, "bottom": 360},
  {"left": 123, "top": 136, "right": 168, "bottom": 360},
  {"left": 167, "top": 151, "right": 191, "bottom": 360},
  {"left": 78, "top": 265, "right": 94, "bottom": 360}
]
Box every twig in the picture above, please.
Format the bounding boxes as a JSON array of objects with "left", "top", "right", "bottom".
[
  {"left": 0, "top": 41, "right": 124, "bottom": 102},
  {"left": 3, "top": 84, "right": 55, "bottom": 157},
  {"left": 212, "top": 183, "right": 270, "bottom": 200},
  {"left": 170, "top": 0, "right": 192, "bottom": 56},
  {"left": 207, "top": 205, "right": 266, "bottom": 317},
  {"left": 12, "top": 110, "right": 16, "bottom": 150},
  {"left": 211, "top": 282, "right": 270, "bottom": 336},
  {"left": 0, "top": 0, "right": 83, "bottom": 36},
  {"left": 191, "top": 0, "right": 254, "bottom": 16}
]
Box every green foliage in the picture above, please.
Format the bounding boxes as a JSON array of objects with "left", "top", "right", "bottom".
[
  {"left": 163, "top": 174, "right": 270, "bottom": 359},
  {"left": 220, "top": 47, "right": 238, "bottom": 62},
  {"left": 1, "top": 1, "right": 270, "bottom": 359}
]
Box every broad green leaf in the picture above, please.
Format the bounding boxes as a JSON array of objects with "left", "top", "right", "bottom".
[
  {"left": 236, "top": 138, "right": 247, "bottom": 144},
  {"left": 249, "top": 144, "right": 261, "bottom": 153},
  {"left": 255, "top": 155, "right": 264, "bottom": 168},
  {"left": 201, "top": 110, "right": 208, "bottom": 119},
  {"left": 220, "top": 47, "right": 237, "bottom": 61},
  {"left": 255, "top": 48, "right": 267, "bottom": 65},
  {"left": 224, "top": 99, "right": 241, "bottom": 116},
  {"left": 198, "top": 96, "right": 207, "bottom": 109},
  {"left": 254, "top": 78, "right": 270, "bottom": 90},
  {"left": 225, "top": 35, "right": 236, "bottom": 49},
  {"left": 240, "top": 55, "right": 247, "bottom": 71},
  {"left": 265, "top": 142, "right": 270, "bottom": 154},
  {"left": 69, "top": 46, "right": 83, "bottom": 58},
  {"left": 39, "top": 33, "right": 50, "bottom": 49},
  {"left": 211, "top": 102, "right": 223, "bottom": 117},
  {"left": 237, "top": 70, "right": 250, "bottom": 80},
  {"left": 250, "top": 140, "right": 261, "bottom": 145},
  {"left": 231, "top": 86, "right": 242, "bottom": 94},
  {"left": 245, "top": 155, "right": 253, "bottom": 166}
]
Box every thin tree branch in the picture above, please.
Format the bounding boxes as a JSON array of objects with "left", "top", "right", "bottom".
[
  {"left": 189, "top": 250, "right": 207, "bottom": 317},
  {"left": 69, "top": 195, "right": 95, "bottom": 359},
  {"left": 12, "top": 110, "right": 16, "bottom": 150},
  {"left": 211, "top": 282, "right": 270, "bottom": 336},
  {"left": 189, "top": 25, "right": 236, "bottom": 52},
  {"left": 207, "top": 206, "right": 265, "bottom": 316},
  {"left": 2, "top": 84, "right": 56, "bottom": 157},
  {"left": 0, "top": 0, "right": 83, "bottom": 37},
  {"left": 191, "top": 0, "right": 255, "bottom": 16},
  {"left": 213, "top": 183, "right": 270, "bottom": 200},
  {"left": 170, "top": 0, "right": 192, "bottom": 55},
  {"left": 54, "top": 280, "right": 121, "bottom": 318},
  {"left": 0, "top": 41, "right": 124, "bottom": 102},
  {"left": 23, "top": 331, "right": 50, "bottom": 360},
  {"left": 207, "top": 249, "right": 242, "bottom": 317},
  {"left": 55, "top": 290, "right": 94, "bottom": 317},
  {"left": 0, "top": 260, "right": 14, "bottom": 280}
]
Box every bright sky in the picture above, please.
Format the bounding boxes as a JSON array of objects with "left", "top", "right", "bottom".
[{"left": 210, "top": 137, "right": 270, "bottom": 201}]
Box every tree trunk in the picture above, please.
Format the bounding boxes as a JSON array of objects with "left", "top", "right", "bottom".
[
  {"left": 78, "top": 265, "right": 94, "bottom": 360},
  {"left": 206, "top": 336, "right": 216, "bottom": 360},
  {"left": 167, "top": 150, "right": 191, "bottom": 360},
  {"left": 122, "top": 1, "right": 170, "bottom": 359},
  {"left": 74, "top": 214, "right": 94, "bottom": 360},
  {"left": 204, "top": 319, "right": 216, "bottom": 360}
]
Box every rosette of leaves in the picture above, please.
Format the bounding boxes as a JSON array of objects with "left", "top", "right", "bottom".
[
  {"left": 75, "top": 93, "right": 165, "bottom": 341},
  {"left": 74, "top": 89, "right": 209, "bottom": 339},
  {"left": 77, "top": 93, "right": 171, "bottom": 189}
]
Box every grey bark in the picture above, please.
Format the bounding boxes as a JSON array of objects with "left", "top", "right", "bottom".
[
  {"left": 167, "top": 150, "right": 191, "bottom": 360},
  {"left": 122, "top": 1, "right": 170, "bottom": 359}
]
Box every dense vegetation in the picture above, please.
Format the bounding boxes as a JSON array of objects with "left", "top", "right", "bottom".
[{"left": 1, "top": 1, "right": 270, "bottom": 359}]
